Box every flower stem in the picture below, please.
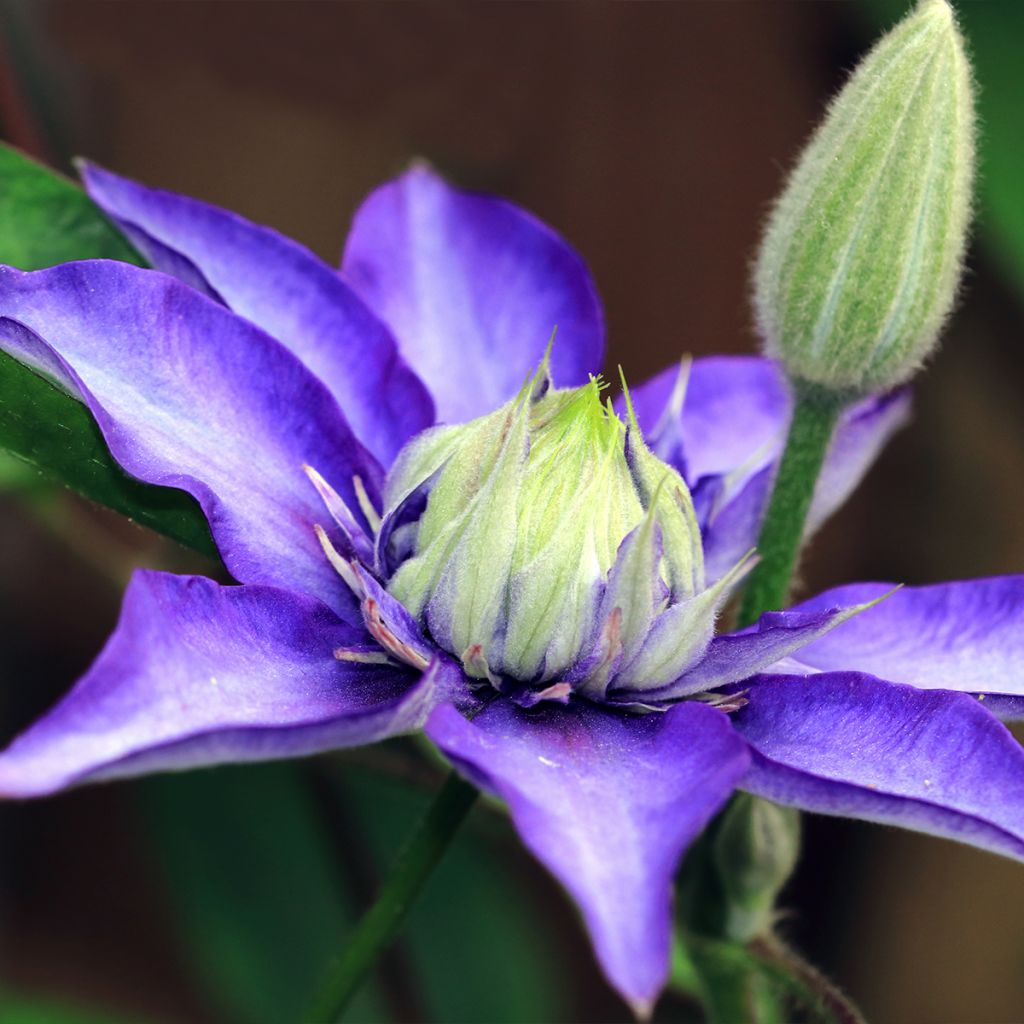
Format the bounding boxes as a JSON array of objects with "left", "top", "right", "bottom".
[
  {"left": 305, "top": 771, "right": 478, "bottom": 1024},
  {"left": 737, "top": 382, "right": 846, "bottom": 628},
  {"left": 687, "top": 380, "right": 848, "bottom": 1020}
]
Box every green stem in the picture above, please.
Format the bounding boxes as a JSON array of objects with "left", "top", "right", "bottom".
[
  {"left": 737, "top": 382, "right": 847, "bottom": 628},
  {"left": 686, "top": 380, "right": 848, "bottom": 1019},
  {"left": 749, "top": 936, "right": 867, "bottom": 1024},
  {"left": 305, "top": 771, "right": 478, "bottom": 1024}
]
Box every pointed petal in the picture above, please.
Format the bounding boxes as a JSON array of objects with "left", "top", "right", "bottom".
[
  {"left": 0, "top": 572, "right": 455, "bottom": 798},
  {"left": 80, "top": 162, "right": 435, "bottom": 463},
  {"left": 0, "top": 262, "right": 379, "bottom": 621},
  {"left": 426, "top": 699, "right": 749, "bottom": 1012},
  {"left": 598, "top": 516, "right": 663, "bottom": 669},
  {"left": 648, "top": 600, "right": 875, "bottom": 700},
  {"left": 612, "top": 552, "right": 755, "bottom": 693},
  {"left": 779, "top": 577, "right": 1024, "bottom": 698},
  {"left": 342, "top": 166, "right": 604, "bottom": 423},
  {"left": 735, "top": 672, "right": 1024, "bottom": 861}
]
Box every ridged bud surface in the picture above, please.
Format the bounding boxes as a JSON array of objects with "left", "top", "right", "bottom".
[
  {"left": 380, "top": 365, "right": 718, "bottom": 690},
  {"left": 754, "top": 0, "right": 974, "bottom": 394}
]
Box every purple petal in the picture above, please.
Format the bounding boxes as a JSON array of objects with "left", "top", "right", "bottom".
[
  {"left": 342, "top": 166, "right": 604, "bottom": 423},
  {"left": 81, "top": 162, "right": 435, "bottom": 464},
  {"left": 735, "top": 672, "right": 1024, "bottom": 861},
  {"left": 0, "top": 261, "right": 380, "bottom": 621},
  {"left": 645, "top": 601, "right": 871, "bottom": 700},
  {"left": 624, "top": 357, "right": 788, "bottom": 483},
  {"left": 779, "top": 577, "right": 1024, "bottom": 698},
  {"left": 622, "top": 358, "right": 911, "bottom": 579},
  {"left": 0, "top": 572, "right": 452, "bottom": 798},
  {"left": 979, "top": 696, "right": 1024, "bottom": 722},
  {"left": 426, "top": 699, "right": 748, "bottom": 1013},
  {"left": 700, "top": 468, "right": 772, "bottom": 584}
]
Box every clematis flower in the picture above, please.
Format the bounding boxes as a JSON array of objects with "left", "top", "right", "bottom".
[{"left": 1, "top": 165, "right": 1022, "bottom": 1014}]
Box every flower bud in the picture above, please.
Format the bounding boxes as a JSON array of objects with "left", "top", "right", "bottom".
[
  {"left": 711, "top": 795, "right": 801, "bottom": 943},
  {"left": 754, "top": 0, "right": 975, "bottom": 394},
  {"left": 379, "top": 362, "right": 737, "bottom": 693}
]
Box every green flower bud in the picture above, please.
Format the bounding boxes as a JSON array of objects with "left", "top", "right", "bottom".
[
  {"left": 382, "top": 362, "right": 707, "bottom": 684},
  {"left": 711, "top": 795, "right": 801, "bottom": 943},
  {"left": 754, "top": 0, "right": 975, "bottom": 394}
]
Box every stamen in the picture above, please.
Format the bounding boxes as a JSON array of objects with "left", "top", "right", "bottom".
[
  {"left": 303, "top": 464, "right": 374, "bottom": 562},
  {"left": 363, "top": 597, "right": 431, "bottom": 670},
  {"left": 313, "top": 523, "right": 364, "bottom": 596},
  {"left": 334, "top": 646, "right": 395, "bottom": 665},
  {"left": 462, "top": 643, "right": 500, "bottom": 685},
  {"left": 533, "top": 681, "right": 572, "bottom": 703},
  {"left": 352, "top": 474, "right": 382, "bottom": 535},
  {"left": 696, "top": 690, "right": 749, "bottom": 714}
]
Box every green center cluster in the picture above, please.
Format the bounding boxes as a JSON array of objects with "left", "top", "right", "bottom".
[{"left": 382, "top": 363, "right": 705, "bottom": 686}]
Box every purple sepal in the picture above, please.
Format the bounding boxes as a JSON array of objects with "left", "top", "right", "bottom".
[
  {"left": 342, "top": 166, "right": 604, "bottom": 424},
  {"left": 0, "top": 262, "right": 379, "bottom": 622},
  {"left": 621, "top": 357, "right": 787, "bottom": 482},
  {"left": 426, "top": 699, "right": 749, "bottom": 1014},
  {"left": 636, "top": 602, "right": 867, "bottom": 701},
  {"left": 620, "top": 357, "right": 911, "bottom": 581},
  {"left": 375, "top": 468, "right": 441, "bottom": 578},
  {"left": 80, "top": 162, "right": 435, "bottom": 465},
  {"left": 735, "top": 672, "right": 1024, "bottom": 862},
  {"left": 977, "top": 695, "right": 1024, "bottom": 722},
  {"left": 0, "top": 572, "right": 440, "bottom": 798},
  {"left": 775, "top": 577, "right": 1024, "bottom": 698}
]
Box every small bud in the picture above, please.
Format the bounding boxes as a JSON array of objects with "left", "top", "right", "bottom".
[
  {"left": 711, "top": 795, "right": 801, "bottom": 943},
  {"left": 754, "top": 0, "right": 975, "bottom": 394}
]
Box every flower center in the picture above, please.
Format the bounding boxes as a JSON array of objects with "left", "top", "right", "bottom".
[{"left": 309, "top": 359, "right": 753, "bottom": 703}]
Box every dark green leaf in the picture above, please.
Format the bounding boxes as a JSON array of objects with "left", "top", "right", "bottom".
[
  {"left": 142, "top": 765, "right": 388, "bottom": 1024},
  {"left": 0, "top": 450, "right": 37, "bottom": 492},
  {"left": 0, "top": 992, "right": 136, "bottom": 1024},
  {"left": 0, "top": 143, "right": 218, "bottom": 558},
  {"left": 0, "top": 350, "right": 218, "bottom": 557},
  {"left": 0, "top": 145, "right": 141, "bottom": 270}
]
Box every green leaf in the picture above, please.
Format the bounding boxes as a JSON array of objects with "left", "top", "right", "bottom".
[
  {"left": 0, "top": 143, "right": 217, "bottom": 558},
  {"left": 141, "top": 765, "right": 388, "bottom": 1024},
  {"left": 0, "top": 449, "right": 37, "bottom": 492},
  {"left": 0, "top": 992, "right": 136, "bottom": 1024},
  {"left": 0, "top": 145, "right": 141, "bottom": 270},
  {"left": 0, "top": 350, "right": 217, "bottom": 556}
]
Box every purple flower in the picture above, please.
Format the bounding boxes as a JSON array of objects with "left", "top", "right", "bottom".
[{"left": 1, "top": 164, "right": 1022, "bottom": 1014}]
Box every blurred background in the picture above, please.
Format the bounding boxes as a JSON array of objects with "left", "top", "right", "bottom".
[{"left": 0, "top": 2, "right": 1022, "bottom": 1022}]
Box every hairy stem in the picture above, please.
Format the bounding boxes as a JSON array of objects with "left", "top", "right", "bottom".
[
  {"left": 750, "top": 935, "right": 867, "bottom": 1024},
  {"left": 305, "top": 772, "right": 478, "bottom": 1023}
]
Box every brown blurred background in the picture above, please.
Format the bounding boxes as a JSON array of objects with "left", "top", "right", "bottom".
[{"left": 1, "top": 2, "right": 1023, "bottom": 1023}]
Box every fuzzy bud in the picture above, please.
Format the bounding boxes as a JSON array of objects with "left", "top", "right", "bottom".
[
  {"left": 754, "top": 0, "right": 975, "bottom": 394},
  {"left": 712, "top": 795, "right": 801, "bottom": 943},
  {"left": 380, "top": 363, "right": 709, "bottom": 688}
]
